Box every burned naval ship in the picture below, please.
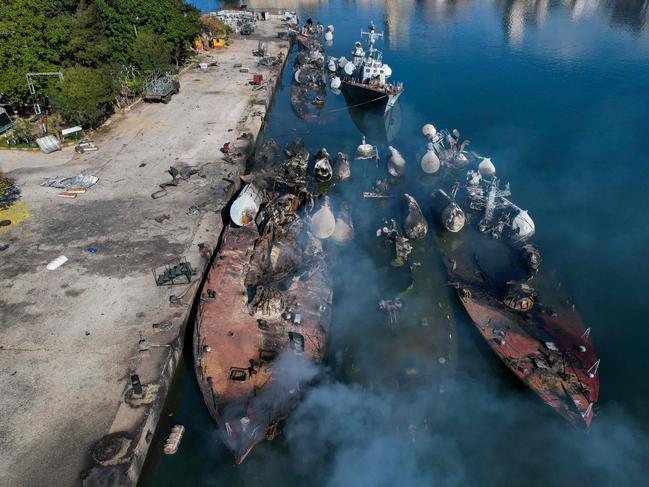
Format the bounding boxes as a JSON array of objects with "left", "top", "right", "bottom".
[
  {"left": 423, "top": 124, "right": 600, "bottom": 427},
  {"left": 194, "top": 140, "right": 334, "bottom": 463},
  {"left": 291, "top": 48, "right": 327, "bottom": 121},
  {"left": 329, "top": 21, "right": 403, "bottom": 116}
]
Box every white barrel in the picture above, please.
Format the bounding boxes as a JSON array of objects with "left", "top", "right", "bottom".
[
  {"left": 327, "top": 25, "right": 334, "bottom": 32},
  {"left": 46, "top": 255, "right": 68, "bottom": 271},
  {"left": 344, "top": 62, "right": 355, "bottom": 76},
  {"left": 338, "top": 56, "right": 348, "bottom": 69},
  {"left": 324, "top": 31, "right": 333, "bottom": 41},
  {"left": 330, "top": 76, "right": 341, "bottom": 89},
  {"left": 327, "top": 58, "right": 337, "bottom": 72},
  {"left": 230, "top": 183, "right": 263, "bottom": 226}
]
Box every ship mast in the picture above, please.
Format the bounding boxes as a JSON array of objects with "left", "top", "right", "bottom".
[{"left": 361, "top": 21, "right": 383, "bottom": 61}]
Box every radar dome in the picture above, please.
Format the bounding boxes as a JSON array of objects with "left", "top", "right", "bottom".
[
  {"left": 511, "top": 210, "right": 535, "bottom": 242},
  {"left": 310, "top": 197, "right": 336, "bottom": 239},
  {"left": 422, "top": 124, "right": 437, "bottom": 139},
  {"left": 478, "top": 157, "right": 496, "bottom": 176},
  {"left": 420, "top": 143, "right": 440, "bottom": 174},
  {"left": 356, "top": 136, "right": 373, "bottom": 158}
]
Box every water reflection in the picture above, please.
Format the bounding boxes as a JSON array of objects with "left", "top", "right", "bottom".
[
  {"left": 347, "top": 101, "right": 402, "bottom": 144},
  {"left": 497, "top": 0, "right": 649, "bottom": 45},
  {"left": 384, "top": 0, "right": 415, "bottom": 48},
  {"left": 211, "top": 0, "right": 649, "bottom": 39}
]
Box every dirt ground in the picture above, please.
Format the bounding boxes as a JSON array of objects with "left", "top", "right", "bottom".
[{"left": 0, "top": 19, "right": 290, "bottom": 487}]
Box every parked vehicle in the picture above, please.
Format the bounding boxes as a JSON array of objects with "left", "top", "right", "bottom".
[{"left": 144, "top": 74, "right": 181, "bottom": 104}]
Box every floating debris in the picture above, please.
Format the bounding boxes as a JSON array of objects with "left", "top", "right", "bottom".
[
  {"left": 163, "top": 425, "right": 185, "bottom": 455},
  {"left": 403, "top": 194, "right": 428, "bottom": 240},
  {"left": 332, "top": 203, "right": 354, "bottom": 244},
  {"left": 333, "top": 152, "right": 351, "bottom": 181},
  {"left": 387, "top": 146, "right": 406, "bottom": 177}
]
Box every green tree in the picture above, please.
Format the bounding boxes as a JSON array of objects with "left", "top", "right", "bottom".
[
  {"left": 0, "top": 0, "right": 71, "bottom": 106},
  {"left": 50, "top": 66, "right": 117, "bottom": 128},
  {"left": 131, "top": 31, "right": 171, "bottom": 74},
  {"left": 92, "top": 0, "right": 200, "bottom": 66},
  {"left": 67, "top": 1, "right": 112, "bottom": 68}
]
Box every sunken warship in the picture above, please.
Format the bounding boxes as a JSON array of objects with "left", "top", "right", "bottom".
[
  {"left": 291, "top": 48, "right": 327, "bottom": 121},
  {"left": 423, "top": 124, "right": 600, "bottom": 427},
  {"left": 194, "top": 139, "right": 334, "bottom": 463},
  {"left": 329, "top": 22, "right": 403, "bottom": 116}
]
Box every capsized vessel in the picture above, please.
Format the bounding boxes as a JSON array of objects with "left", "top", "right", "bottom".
[{"left": 427, "top": 126, "right": 600, "bottom": 427}]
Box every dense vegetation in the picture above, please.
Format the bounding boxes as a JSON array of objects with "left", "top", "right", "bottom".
[{"left": 0, "top": 0, "right": 201, "bottom": 128}]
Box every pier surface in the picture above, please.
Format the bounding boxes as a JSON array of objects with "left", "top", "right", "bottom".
[{"left": 0, "top": 19, "right": 290, "bottom": 487}]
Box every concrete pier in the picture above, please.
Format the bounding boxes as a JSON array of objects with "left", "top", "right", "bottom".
[{"left": 0, "top": 19, "right": 291, "bottom": 487}]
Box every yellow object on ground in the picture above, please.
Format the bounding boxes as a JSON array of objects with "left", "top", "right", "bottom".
[
  {"left": 0, "top": 201, "right": 30, "bottom": 229},
  {"left": 211, "top": 38, "right": 224, "bottom": 48}
]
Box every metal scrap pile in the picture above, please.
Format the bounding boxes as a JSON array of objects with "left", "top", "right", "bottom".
[{"left": 291, "top": 50, "right": 326, "bottom": 120}]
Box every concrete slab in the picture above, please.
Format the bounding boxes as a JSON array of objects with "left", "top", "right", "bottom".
[{"left": 0, "top": 19, "right": 291, "bottom": 487}]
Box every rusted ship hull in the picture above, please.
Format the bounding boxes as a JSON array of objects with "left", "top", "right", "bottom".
[
  {"left": 194, "top": 223, "right": 332, "bottom": 463},
  {"left": 431, "top": 193, "right": 599, "bottom": 428},
  {"left": 340, "top": 80, "right": 402, "bottom": 115}
]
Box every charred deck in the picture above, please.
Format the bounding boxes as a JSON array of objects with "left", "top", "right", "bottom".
[{"left": 194, "top": 215, "right": 332, "bottom": 463}]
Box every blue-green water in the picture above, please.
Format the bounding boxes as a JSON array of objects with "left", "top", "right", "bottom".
[{"left": 141, "top": 1, "right": 649, "bottom": 485}]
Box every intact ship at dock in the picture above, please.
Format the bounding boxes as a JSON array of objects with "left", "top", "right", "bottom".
[
  {"left": 425, "top": 126, "right": 600, "bottom": 428},
  {"left": 194, "top": 140, "right": 333, "bottom": 463},
  {"left": 329, "top": 22, "right": 403, "bottom": 116}
]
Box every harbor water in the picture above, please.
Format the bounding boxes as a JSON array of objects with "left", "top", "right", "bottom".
[{"left": 141, "top": 1, "right": 649, "bottom": 485}]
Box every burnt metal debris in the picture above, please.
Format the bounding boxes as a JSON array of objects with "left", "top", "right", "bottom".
[
  {"left": 378, "top": 218, "right": 413, "bottom": 267},
  {"left": 194, "top": 136, "right": 353, "bottom": 463},
  {"left": 291, "top": 49, "right": 327, "bottom": 121},
  {"left": 152, "top": 258, "right": 193, "bottom": 286}
]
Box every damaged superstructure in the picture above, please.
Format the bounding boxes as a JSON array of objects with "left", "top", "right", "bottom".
[
  {"left": 425, "top": 124, "right": 600, "bottom": 427},
  {"left": 194, "top": 139, "right": 337, "bottom": 463}
]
